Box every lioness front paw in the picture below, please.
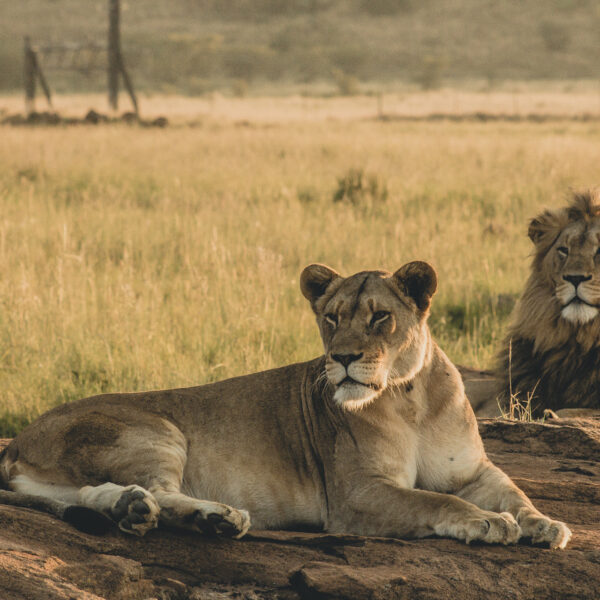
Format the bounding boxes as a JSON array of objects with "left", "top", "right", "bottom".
[
  {"left": 109, "top": 485, "right": 160, "bottom": 536},
  {"left": 190, "top": 503, "right": 251, "bottom": 539},
  {"left": 519, "top": 513, "right": 572, "bottom": 549},
  {"left": 464, "top": 511, "right": 521, "bottom": 545}
]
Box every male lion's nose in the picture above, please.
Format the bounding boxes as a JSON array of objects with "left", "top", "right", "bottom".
[
  {"left": 563, "top": 274, "right": 591, "bottom": 288},
  {"left": 332, "top": 353, "right": 363, "bottom": 368}
]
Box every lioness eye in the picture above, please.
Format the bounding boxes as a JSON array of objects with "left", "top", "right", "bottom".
[
  {"left": 324, "top": 313, "right": 338, "bottom": 327},
  {"left": 557, "top": 246, "right": 568, "bottom": 258},
  {"left": 370, "top": 311, "right": 390, "bottom": 326}
]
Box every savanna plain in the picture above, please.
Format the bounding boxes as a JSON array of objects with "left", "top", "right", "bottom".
[{"left": 1, "top": 95, "right": 600, "bottom": 436}]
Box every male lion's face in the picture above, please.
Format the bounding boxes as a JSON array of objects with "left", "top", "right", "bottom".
[
  {"left": 529, "top": 200, "right": 600, "bottom": 326},
  {"left": 301, "top": 262, "right": 436, "bottom": 411},
  {"left": 548, "top": 221, "right": 600, "bottom": 324}
]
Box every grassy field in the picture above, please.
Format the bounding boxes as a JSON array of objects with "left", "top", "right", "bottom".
[{"left": 1, "top": 94, "right": 600, "bottom": 436}]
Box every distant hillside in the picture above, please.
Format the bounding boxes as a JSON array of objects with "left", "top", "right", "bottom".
[{"left": 1, "top": 0, "right": 600, "bottom": 95}]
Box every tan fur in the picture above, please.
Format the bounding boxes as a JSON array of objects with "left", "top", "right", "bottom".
[
  {"left": 497, "top": 191, "right": 600, "bottom": 415},
  {"left": 0, "top": 262, "right": 571, "bottom": 548}
]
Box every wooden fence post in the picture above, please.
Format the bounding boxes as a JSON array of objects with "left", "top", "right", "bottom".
[
  {"left": 35, "top": 53, "right": 53, "bottom": 110},
  {"left": 118, "top": 55, "right": 139, "bottom": 115},
  {"left": 108, "top": 0, "right": 120, "bottom": 111},
  {"left": 23, "top": 1, "right": 137, "bottom": 116},
  {"left": 108, "top": 0, "right": 138, "bottom": 116},
  {"left": 24, "top": 37, "right": 36, "bottom": 114}
]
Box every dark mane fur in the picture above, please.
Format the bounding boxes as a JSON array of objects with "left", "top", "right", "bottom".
[
  {"left": 567, "top": 191, "right": 600, "bottom": 222},
  {"left": 498, "top": 337, "right": 600, "bottom": 415}
]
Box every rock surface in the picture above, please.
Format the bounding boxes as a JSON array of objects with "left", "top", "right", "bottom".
[{"left": 1, "top": 418, "right": 599, "bottom": 600}]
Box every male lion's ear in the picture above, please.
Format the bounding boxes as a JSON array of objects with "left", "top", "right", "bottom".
[
  {"left": 392, "top": 261, "right": 437, "bottom": 312},
  {"left": 528, "top": 209, "right": 567, "bottom": 250},
  {"left": 300, "top": 264, "right": 341, "bottom": 308}
]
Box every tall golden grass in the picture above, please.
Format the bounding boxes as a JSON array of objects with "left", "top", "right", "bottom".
[{"left": 0, "top": 98, "right": 599, "bottom": 434}]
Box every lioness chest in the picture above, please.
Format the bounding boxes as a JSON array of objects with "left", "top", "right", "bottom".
[
  {"left": 415, "top": 424, "right": 483, "bottom": 492},
  {"left": 348, "top": 392, "right": 484, "bottom": 495},
  {"left": 411, "top": 374, "right": 485, "bottom": 492}
]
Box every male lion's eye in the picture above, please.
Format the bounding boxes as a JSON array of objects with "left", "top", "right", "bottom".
[
  {"left": 370, "top": 311, "right": 390, "bottom": 327},
  {"left": 557, "top": 246, "right": 568, "bottom": 258},
  {"left": 324, "top": 313, "right": 338, "bottom": 327}
]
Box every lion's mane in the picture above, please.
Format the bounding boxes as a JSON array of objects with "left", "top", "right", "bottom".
[{"left": 497, "top": 191, "right": 600, "bottom": 415}]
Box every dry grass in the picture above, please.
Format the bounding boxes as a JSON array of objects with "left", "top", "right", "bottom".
[
  {"left": 1, "top": 94, "right": 600, "bottom": 434},
  {"left": 499, "top": 340, "right": 536, "bottom": 422}
]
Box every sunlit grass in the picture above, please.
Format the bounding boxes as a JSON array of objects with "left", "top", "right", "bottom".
[{"left": 0, "top": 108, "right": 599, "bottom": 435}]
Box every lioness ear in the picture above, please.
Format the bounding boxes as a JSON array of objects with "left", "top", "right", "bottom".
[
  {"left": 528, "top": 209, "right": 567, "bottom": 250},
  {"left": 300, "top": 264, "right": 341, "bottom": 308},
  {"left": 392, "top": 261, "right": 437, "bottom": 312}
]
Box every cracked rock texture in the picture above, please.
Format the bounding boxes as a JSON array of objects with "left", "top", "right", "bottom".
[{"left": 1, "top": 418, "right": 599, "bottom": 599}]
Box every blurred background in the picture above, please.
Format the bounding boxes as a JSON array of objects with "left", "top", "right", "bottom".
[{"left": 2, "top": 0, "right": 600, "bottom": 104}]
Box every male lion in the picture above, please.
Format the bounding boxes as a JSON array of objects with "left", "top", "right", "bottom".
[
  {"left": 497, "top": 191, "right": 600, "bottom": 417},
  {"left": 0, "top": 262, "right": 570, "bottom": 548}
]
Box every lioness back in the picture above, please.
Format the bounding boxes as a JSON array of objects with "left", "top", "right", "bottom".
[{"left": 3, "top": 357, "right": 330, "bottom": 530}]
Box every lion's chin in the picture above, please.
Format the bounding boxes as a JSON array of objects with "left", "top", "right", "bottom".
[
  {"left": 561, "top": 301, "right": 598, "bottom": 325},
  {"left": 333, "top": 382, "right": 380, "bottom": 411}
]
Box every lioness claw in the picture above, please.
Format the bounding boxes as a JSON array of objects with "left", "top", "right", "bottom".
[
  {"left": 110, "top": 485, "right": 159, "bottom": 536},
  {"left": 520, "top": 513, "right": 572, "bottom": 549}
]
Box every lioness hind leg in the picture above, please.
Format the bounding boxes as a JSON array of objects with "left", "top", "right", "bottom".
[
  {"left": 8, "top": 415, "right": 250, "bottom": 538},
  {"left": 151, "top": 488, "right": 251, "bottom": 539},
  {"left": 79, "top": 482, "right": 160, "bottom": 536},
  {"left": 76, "top": 420, "right": 249, "bottom": 538}
]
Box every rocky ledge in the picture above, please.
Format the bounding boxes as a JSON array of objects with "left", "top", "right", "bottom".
[{"left": 1, "top": 417, "right": 599, "bottom": 600}]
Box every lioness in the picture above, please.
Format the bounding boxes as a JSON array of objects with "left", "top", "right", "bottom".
[
  {"left": 497, "top": 191, "right": 600, "bottom": 417},
  {"left": 0, "top": 262, "right": 571, "bottom": 548}
]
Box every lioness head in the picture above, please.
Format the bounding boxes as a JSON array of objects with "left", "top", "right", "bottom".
[
  {"left": 300, "top": 261, "right": 437, "bottom": 411},
  {"left": 528, "top": 191, "right": 600, "bottom": 325}
]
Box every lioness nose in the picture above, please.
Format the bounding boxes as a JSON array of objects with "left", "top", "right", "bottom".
[
  {"left": 332, "top": 353, "right": 363, "bottom": 367},
  {"left": 563, "top": 274, "right": 591, "bottom": 288}
]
